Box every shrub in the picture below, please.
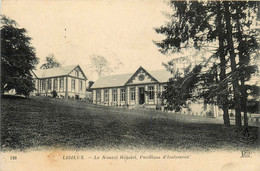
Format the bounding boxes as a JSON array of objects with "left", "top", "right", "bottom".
[
  {"left": 51, "top": 90, "right": 58, "bottom": 98},
  {"left": 206, "top": 111, "right": 214, "bottom": 117},
  {"left": 156, "top": 104, "right": 161, "bottom": 110}
]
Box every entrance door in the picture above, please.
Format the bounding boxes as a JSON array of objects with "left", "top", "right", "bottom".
[{"left": 139, "top": 87, "right": 145, "bottom": 104}]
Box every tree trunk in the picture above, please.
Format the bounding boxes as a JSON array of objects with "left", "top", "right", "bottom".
[
  {"left": 217, "top": 2, "right": 230, "bottom": 126},
  {"left": 1, "top": 87, "right": 5, "bottom": 96},
  {"left": 234, "top": 4, "right": 248, "bottom": 126},
  {"left": 224, "top": 1, "right": 242, "bottom": 127}
]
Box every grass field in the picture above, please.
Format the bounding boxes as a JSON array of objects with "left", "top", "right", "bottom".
[{"left": 1, "top": 95, "right": 259, "bottom": 151}]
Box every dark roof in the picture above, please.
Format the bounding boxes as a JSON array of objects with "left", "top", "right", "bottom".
[
  {"left": 32, "top": 65, "right": 87, "bottom": 79},
  {"left": 91, "top": 67, "right": 173, "bottom": 89}
]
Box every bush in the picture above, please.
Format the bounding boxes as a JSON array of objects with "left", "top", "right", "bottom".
[
  {"left": 156, "top": 104, "right": 161, "bottom": 110},
  {"left": 206, "top": 111, "right": 214, "bottom": 117},
  {"left": 51, "top": 90, "right": 57, "bottom": 98}
]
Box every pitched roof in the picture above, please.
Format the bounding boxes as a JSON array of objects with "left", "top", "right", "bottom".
[
  {"left": 149, "top": 69, "right": 173, "bottom": 82},
  {"left": 91, "top": 73, "right": 133, "bottom": 89},
  {"left": 124, "top": 66, "right": 158, "bottom": 85},
  {"left": 32, "top": 65, "right": 87, "bottom": 79},
  {"left": 91, "top": 67, "right": 173, "bottom": 89}
]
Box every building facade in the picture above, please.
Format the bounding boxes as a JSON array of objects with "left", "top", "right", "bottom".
[
  {"left": 32, "top": 65, "right": 87, "bottom": 99},
  {"left": 91, "top": 66, "right": 172, "bottom": 109}
]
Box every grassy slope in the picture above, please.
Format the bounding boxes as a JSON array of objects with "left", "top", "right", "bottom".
[{"left": 1, "top": 95, "right": 259, "bottom": 151}]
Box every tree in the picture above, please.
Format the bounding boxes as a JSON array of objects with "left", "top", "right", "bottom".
[
  {"left": 163, "top": 65, "right": 202, "bottom": 112},
  {"left": 1, "top": 15, "right": 39, "bottom": 96},
  {"left": 90, "top": 55, "right": 112, "bottom": 77},
  {"left": 40, "top": 53, "right": 61, "bottom": 69},
  {"left": 215, "top": 2, "right": 230, "bottom": 125},
  {"left": 155, "top": 1, "right": 259, "bottom": 127},
  {"left": 88, "top": 81, "right": 95, "bottom": 89},
  {"left": 155, "top": 1, "right": 232, "bottom": 124},
  {"left": 223, "top": 1, "right": 242, "bottom": 127},
  {"left": 231, "top": 2, "right": 259, "bottom": 126}
]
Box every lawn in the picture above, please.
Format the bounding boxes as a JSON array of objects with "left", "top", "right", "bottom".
[{"left": 1, "top": 95, "right": 259, "bottom": 151}]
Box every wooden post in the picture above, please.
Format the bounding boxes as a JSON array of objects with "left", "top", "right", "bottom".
[{"left": 65, "top": 77, "right": 68, "bottom": 99}]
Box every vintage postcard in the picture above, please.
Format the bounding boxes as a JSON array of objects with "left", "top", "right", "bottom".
[{"left": 1, "top": 0, "right": 260, "bottom": 170}]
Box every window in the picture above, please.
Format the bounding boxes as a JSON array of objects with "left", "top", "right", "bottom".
[
  {"left": 130, "top": 88, "right": 135, "bottom": 101},
  {"left": 38, "top": 80, "right": 41, "bottom": 91},
  {"left": 76, "top": 71, "right": 79, "bottom": 77},
  {"left": 80, "top": 81, "right": 83, "bottom": 91},
  {"left": 121, "top": 89, "right": 125, "bottom": 101},
  {"left": 71, "top": 79, "right": 75, "bottom": 90},
  {"left": 48, "top": 79, "right": 52, "bottom": 90},
  {"left": 53, "top": 78, "right": 58, "bottom": 90},
  {"left": 42, "top": 80, "right": 46, "bottom": 91},
  {"left": 59, "top": 77, "right": 64, "bottom": 90},
  {"left": 97, "top": 90, "right": 101, "bottom": 102},
  {"left": 149, "top": 86, "right": 154, "bottom": 100},
  {"left": 104, "top": 90, "right": 109, "bottom": 103},
  {"left": 112, "top": 90, "right": 117, "bottom": 102}
]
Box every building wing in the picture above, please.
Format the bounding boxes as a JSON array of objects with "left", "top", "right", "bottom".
[
  {"left": 149, "top": 69, "right": 173, "bottom": 83},
  {"left": 32, "top": 65, "right": 87, "bottom": 80},
  {"left": 91, "top": 73, "right": 133, "bottom": 89},
  {"left": 91, "top": 66, "right": 173, "bottom": 89}
]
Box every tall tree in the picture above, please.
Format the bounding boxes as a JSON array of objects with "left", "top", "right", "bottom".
[
  {"left": 1, "top": 15, "right": 39, "bottom": 96},
  {"left": 232, "top": 2, "right": 259, "bottom": 126},
  {"left": 216, "top": 1, "right": 230, "bottom": 125},
  {"left": 155, "top": 1, "right": 232, "bottom": 124},
  {"left": 90, "top": 55, "right": 112, "bottom": 77},
  {"left": 40, "top": 53, "right": 61, "bottom": 69},
  {"left": 155, "top": 1, "right": 259, "bottom": 127},
  {"left": 223, "top": 1, "right": 242, "bottom": 127}
]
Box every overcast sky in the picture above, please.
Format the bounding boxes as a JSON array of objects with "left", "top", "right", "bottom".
[{"left": 2, "top": 0, "right": 181, "bottom": 81}]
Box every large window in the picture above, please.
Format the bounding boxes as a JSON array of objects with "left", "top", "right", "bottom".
[
  {"left": 104, "top": 90, "right": 109, "bottom": 103},
  {"left": 149, "top": 86, "right": 154, "bottom": 100},
  {"left": 97, "top": 90, "right": 101, "bottom": 102},
  {"left": 80, "top": 80, "right": 83, "bottom": 91},
  {"left": 112, "top": 90, "right": 117, "bottom": 102},
  {"left": 130, "top": 88, "right": 135, "bottom": 101},
  {"left": 121, "top": 89, "right": 125, "bottom": 101},
  {"left": 53, "top": 78, "right": 58, "bottom": 90},
  {"left": 42, "top": 80, "right": 46, "bottom": 91},
  {"left": 48, "top": 79, "right": 52, "bottom": 90},
  {"left": 59, "top": 77, "right": 64, "bottom": 90},
  {"left": 71, "top": 79, "right": 75, "bottom": 91},
  {"left": 38, "top": 80, "right": 41, "bottom": 91}
]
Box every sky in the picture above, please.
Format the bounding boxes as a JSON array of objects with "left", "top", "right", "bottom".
[{"left": 2, "top": 0, "right": 187, "bottom": 81}]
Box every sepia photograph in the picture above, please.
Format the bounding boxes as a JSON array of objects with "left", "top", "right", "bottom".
[{"left": 1, "top": 0, "right": 260, "bottom": 170}]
